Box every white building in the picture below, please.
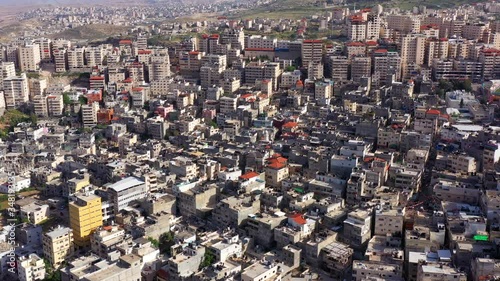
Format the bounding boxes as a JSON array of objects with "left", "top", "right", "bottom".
[
  {"left": 17, "top": 254, "right": 45, "bottom": 281},
  {"left": 107, "top": 177, "right": 148, "bottom": 213}
]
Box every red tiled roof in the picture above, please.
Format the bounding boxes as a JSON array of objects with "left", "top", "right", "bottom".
[
  {"left": 289, "top": 213, "right": 306, "bottom": 225},
  {"left": 123, "top": 78, "right": 133, "bottom": 83},
  {"left": 239, "top": 171, "right": 259, "bottom": 180},
  {"left": 268, "top": 162, "right": 286, "bottom": 169},
  {"left": 119, "top": 39, "right": 132, "bottom": 45},
  {"left": 138, "top": 50, "right": 152, "bottom": 54},
  {"left": 374, "top": 49, "right": 388, "bottom": 53},
  {"left": 347, "top": 41, "right": 365, "bottom": 47},
  {"left": 241, "top": 93, "right": 254, "bottom": 99},
  {"left": 283, "top": 122, "right": 298, "bottom": 129},
  {"left": 365, "top": 41, "right": 378, "bottom": 46},
  {"left": 426, "top": 109, "right": 441, "bottom": 115},
  {"left": 303, "top": 39, "right": 322, "bottom": 44},
  {"left": 132, "top": 87, "right": 144, "bottom": 91},
  {"left": 90, "top": 76, "right": 104, "bottom": 80}
]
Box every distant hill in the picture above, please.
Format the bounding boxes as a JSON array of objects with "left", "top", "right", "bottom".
[{"left": 48, "top": 24, "right": 130, "bottom": 41}]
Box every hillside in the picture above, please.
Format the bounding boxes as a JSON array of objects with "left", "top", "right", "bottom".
[{"left": 48, "top": 24, "right": 130, "bottom": 41}]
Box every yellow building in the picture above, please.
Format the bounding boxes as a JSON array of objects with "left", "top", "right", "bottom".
[
  {"left": 42, "top": 226, "right": 73, "bottom": 267},
  {"left": 69, "top": 192, "right": 103, "bottom": 249},
  {"left": 65, "top": 173, "right": 91, "bottom": 197}
]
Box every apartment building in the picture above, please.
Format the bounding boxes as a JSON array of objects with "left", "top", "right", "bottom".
[
  {"left": 373, "top": 50, "right": 401, "bottom": 86},
  {"left": 17, "top": 254, "right": 46, "bottom": 281},
  {"left": 107, "top": 176, "right": 147, "bottom": 213},
  {"left": 3, "top": 73, "right": 29, "bottom": 108},
  {"left": 47, "top": 94, "right": 64, "bottom": 116},
  {"left": 302, "top": 40, "right": 323, "bottom": 68},
  {"left": 343, "top": 209, "right": 372, "bottom": 248},
  {"left": 149, "top": 53, "right": 171, "bottom": 81},
  {"left": 69, "top": 192, "right": 103, "bottom": 249},
  {"left": 81, "top": 102, "right": 99, "bottom": 128},
  {"left": 33, "top": 95, "right": 48, "bottom": 117},
  {"left": 42, "top": 226, "right": 73, "bottom": 267},
  {"left": 67, "top": 47, "right": 86, "bottom": 70},
  {"left": 330, "top": 56, "right": 349, "bottom": 82},
  {"left": 18, "top": 43, "right": 41, "bottom": 71},
  {"left": 351, "top": 56, "right": 371, "bottom": 83},
  {"left": 53, "top": 48, "right": 67, "bottom": 73},
  {"left": 400, "top": 34, "right": 426, "bottom": 78}
]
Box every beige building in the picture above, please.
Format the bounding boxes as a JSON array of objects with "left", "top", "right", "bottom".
[
  {"left": 3, "top": 73, "right": 29, "bottom": 108},
  {"left": 53, "top": 48, "right": 67, "bottom": 73},
  {"left": 302, "top": 40, "right": 323, "bottom": 68},
  {"left": 400, "top": 34, "right": 426, "bottom": 78},
  {"left": 417, "top": 264, "right": 467, "bottom": 281},
  {"left": 17, "top": 254, "right": 46, "bottom": 281},
  {"left": 374, "top": 206, "right": 404, "bottom": 236},
  {"left": 47, "top": 94, "right": 64, "bottom": 116},
  {"left": 67, "top": 47, "right": 86, "bottom": 70},
  {"left": 20, "top": 202, "right": 49, "bottom": 225},
  {"left": 81, "top": 102, "right": 99, "bottom": 128},
  {"left": 33, "top": 95, "right": 48, "bottom": 117},
  {"left": 351, "top": 56, "right": 371, "bottom": 83},
  {"left": 19, "top": 43, "right": 41, "bottom": 71},
  {"left": 42, "top": 226, "right": 73, "bottom": 267}
]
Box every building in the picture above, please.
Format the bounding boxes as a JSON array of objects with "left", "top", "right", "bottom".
[
  {"left": 47, "top": 94, "right": 64, "bottom": 116},
  {"left": 343, "top": 209, "right": 372, "bottom": 249},
  {"left": 18, "top": 43, "right": 41, "bottom": 71},
  {"left": 320, "top": 241, "right": 353, "bottom": 280},
  {"left": 17, "top": 254, "right": 45, "bottom": 281},
  {"left": 81, "top": 102, "right": 99, "bottom": 128},
  {"left": 33, "top": 95, "right": 48, "bottom": 117},
  {"left": 107, "top": 177, "right": 147, "bottom": 213},
  {"left": 400, "top": 34, "right": 426, "bottom": 78},
  {"left": 3, "top": 73, "right": 29, "bottom": 108},
  {"left": 302, "top": 40, "right": 323, "bottom": 68},
  {"left": 69, "top": 192, "right": 103, "bottom": 249},
  {"left": 42, "top": 226, "right": 73, "bottom": 267},
  {"left": 19, "top": 203, "right": 49, "bottom": 225},
  {"left": 351, "top": 56, "right": 371, "bottom": 82}
]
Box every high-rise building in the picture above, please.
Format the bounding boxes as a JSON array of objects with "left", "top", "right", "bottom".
[
  {"left": 33, "top": 95, "right": 48, "bottom": 117},
  {"left": 85, "top": 46, "right": 104, "bottom": 67},
  {"left": 3, "top": 73, "right": 29, "bottom": 108},
  {"left": 149, "top": 53, "right": 171, "bottom": 81},
  {"left": 69, "top": 192, "right": 103, "bottom": 249},
  {"left": 329, "top": 56, "right": 349, "bottom": 82},
  {"left": 18, "top": 43, "right": 41, "bottom": 71},
  {"left": 67, "top": 47, "right": 86, "bottom": 70},
  {"left": 47, "top": 94, "right": 64, "bottom": 116},
  {"left": 0, "top": 61, "right": 16, "bottom": 90},
  {"left": 373, "top": 50, "right": 401, "bottom": 86},
  {"left": 425, "top": 38, "right": 449, "bottom": 67},
  {"left": 400, "top": 34, "right": 426, "bottom": 78},
  {"left": 347, "top": 10, "right": 380, "bottom": 41},
  {"left": 81, "top": 102, "right": 99, "bottom": 128},
  {"left": 53, "top": 48, "right": 67, "bottom": 73},
  {"left": 351, "top": 56, "right": 372, "bottom": 82},
  {"left": 34, "top": 37, "right": 52, "bottom": 62},
  {"left": 42, "top": 226, "right": 73, "bottom": 267},
  {"left": 302, "top": 40, "right": 323, "bottom": 68}
]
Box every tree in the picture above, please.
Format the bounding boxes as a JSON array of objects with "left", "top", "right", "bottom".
[
  {"left": 284, "top": 66, "right": 296, "bottom": 72},
  {"left": 62, "top": 92, "right": 72, "bottom": 105},
  {"left": 460, "top": 98, "right": 464, "bottom": 108},
  {"left": 199, "top": 250, "right": 216, "bottom": 269},
  {"left": 159, "top": 231, "right": 175, "bottom": 254}
]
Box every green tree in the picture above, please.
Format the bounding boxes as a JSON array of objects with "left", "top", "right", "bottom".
[
  {"left": 159, "top": 231, "right": 175, "bottom": 254},
  {"left": 284, "top": 66, "right": 296, "bottom": 72},
  {"left": 78, "top": 96, "right": 88, "bottom": 105},
  {"left": 62, "top": 92, "right": 72, "bottom": 105},
  {"left": 199, "top": 250, "right": 216, "bottom": 269},
  {"left": 460, "top": 98, "right": 464, "bottom": 108},
  {"left": 148, "top": 237, "right": 159, "bottom": 248}
]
